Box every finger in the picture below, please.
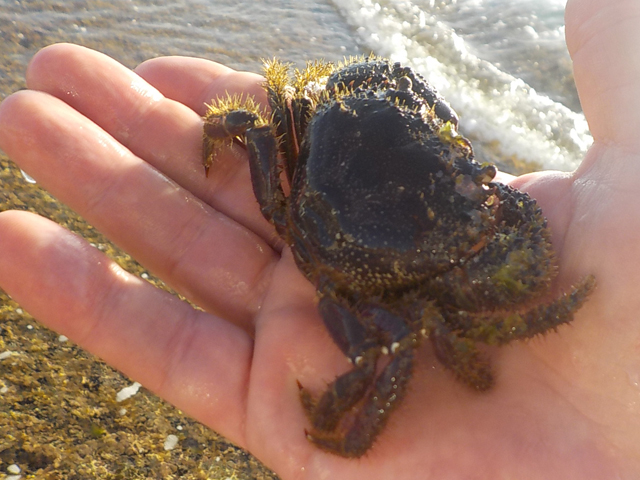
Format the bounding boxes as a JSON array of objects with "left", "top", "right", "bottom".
[
  {"left": 134, "top": 55, "right": 266, "bottom": 115},
  {"left": 0, "top": 90, "right": 276, "bottom": 327},
  {"left": 26, "top": 43, "right": 276, "bottom": 243},
  {"left": 0, "top": 210, "right": 251, "bottom": 448},
  {"left": 565, "top": 0, "right": 640, "bottom": 146}
]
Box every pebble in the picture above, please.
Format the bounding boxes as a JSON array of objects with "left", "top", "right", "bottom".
[
  {"left": 163, "top": 434, "right": 179, "bottom": 451},
  {"left": 116, "top": 382, "right": 141, "bottom": 402},
  {"left": 7, "top": 464, "right": 21, "bottom": 474},
  {"left": 0, "top": 351, "right": 14, "bottom": 360}
]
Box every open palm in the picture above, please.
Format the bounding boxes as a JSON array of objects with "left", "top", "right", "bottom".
[{"left": 1, "top": 0, "right": 639, "bottom": 478}]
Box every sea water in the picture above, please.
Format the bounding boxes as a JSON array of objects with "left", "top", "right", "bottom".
[{"left": 329, "top": 0, "right": 591, "bottom": 171}]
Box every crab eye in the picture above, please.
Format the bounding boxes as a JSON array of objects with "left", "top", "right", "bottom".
[{"left": 397, "top": 76, "right": 412, "bottom": 92}]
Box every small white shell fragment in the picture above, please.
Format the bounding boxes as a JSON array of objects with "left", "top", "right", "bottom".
[
  {"left": 0, "top": 351, "right": 14, "bottom": 361},
  {"left": 20, "top": 169, "right": 36, "bottom": 184},
  {"left": 164, "top": 434, "right": 179, "bottom": 451},
  {"left": 116, "top": 382, "right": 141, "bottom": 402}
]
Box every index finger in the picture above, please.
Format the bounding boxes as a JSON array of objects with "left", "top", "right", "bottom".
[
  {"left": 0, "top": 86, "right": 275, "bottom": 327},
  {"left": 26, "top": 43, "right": 277, "bottom": 244}
]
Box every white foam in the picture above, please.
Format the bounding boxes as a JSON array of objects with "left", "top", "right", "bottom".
[{"left": 331, "top": 0, "right": 593, "bottom": 171}]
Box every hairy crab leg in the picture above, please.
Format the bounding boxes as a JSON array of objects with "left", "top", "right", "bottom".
[
  {"left": 307, "top": 346, "right": 415, "bottom": 458},
  {"left": 298, "top": 295, "right": 381, "bottom": 432},
  {"left": 431, "top": 326, "right": 494, "bottom": 391},
  {"left": 464, "top": 274, "right": 596, "bottom": 345},
  {"left": 431, "top": 274, "right": 595, "bottom": 390},
  {"left": 302, "top": 297, "right": 435, "bottom": 457},
  {"left": 202, "top": 105, "right": 288, "bottom": 233}
]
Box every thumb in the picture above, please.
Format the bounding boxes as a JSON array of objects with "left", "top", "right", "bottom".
[{"left": 566, "top": 0, "right": 640, "bottom": 147}]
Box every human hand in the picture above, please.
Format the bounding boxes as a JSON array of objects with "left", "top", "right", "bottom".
[{"left": 1, "top": 0, "right": 639, "bottom": 477}]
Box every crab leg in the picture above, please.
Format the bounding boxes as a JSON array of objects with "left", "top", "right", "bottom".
[
  {"left": 243, "top": 126, "right": 289, "bottom": 232},
  {"left": 298, "top": 295, "right": 381, "bottom": 432},
  {"left": 431, "top": 326, "right": 494, "bottom": 391},
  {"left": 302, "top": 298, "right": 433, "bottom": 457},
  {"left": 203, "top": 110, "right": 288, "bottom": 233},
  {"left": 464, "top": 274, "right": 596, "bottom": 345},
  {"left": 431, "top": 274, "right": 595, "bottom": 390},
  {"left": 308, "top": 347, "right": 415, "bottom": 457}
]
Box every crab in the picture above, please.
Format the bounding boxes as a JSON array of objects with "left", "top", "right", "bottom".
[{"left": 201, "top": 57, "right": 595, "bottom": 458}]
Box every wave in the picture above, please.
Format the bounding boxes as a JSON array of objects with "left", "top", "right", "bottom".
[{"left": 330, "top": 0, "right": 592, "bottom": 172}]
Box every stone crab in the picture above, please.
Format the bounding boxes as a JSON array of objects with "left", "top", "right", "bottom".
[{"left": 201, "top": 57, "right": 595, "bottom": 458}]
